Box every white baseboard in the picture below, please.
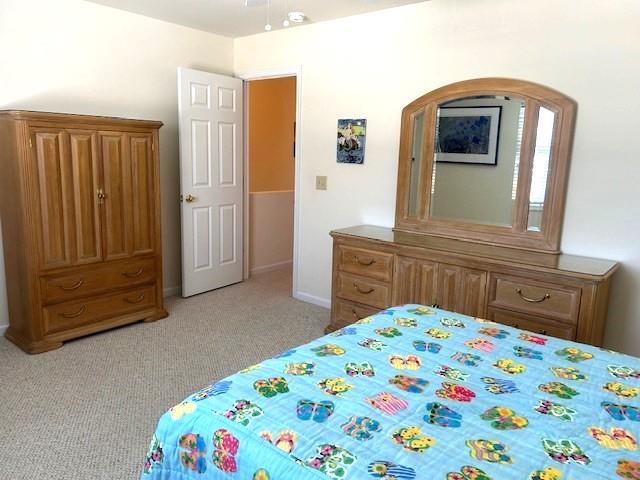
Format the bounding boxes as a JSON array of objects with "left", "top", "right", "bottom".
[
  {"left": 294, "top": 290, "right": 331, "bottom": 309},
  {"left": 163, "top": 286, "right": 181, "bottom": 298},
  {"left": 0, "top": 324, "right": 8, "bottom": 336},
  {"left": 250, "top": 260, "right": 293, "bottom": 276}
]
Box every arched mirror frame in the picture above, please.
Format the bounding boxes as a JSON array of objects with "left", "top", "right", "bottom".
[{"left": 395, "top": 78, "right": 576, "bottom": 254}]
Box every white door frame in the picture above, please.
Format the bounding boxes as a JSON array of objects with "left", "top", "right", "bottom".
[{"left": 238, "top": 66, "right": 302, "bottom": 299}]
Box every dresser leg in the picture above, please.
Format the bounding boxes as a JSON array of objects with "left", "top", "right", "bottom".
[
  {"left": 143, "top": 309, "right": 169, "bottom": 323},
  {"left": 4, "top": 329, "right": 63, "bottom": 354}
]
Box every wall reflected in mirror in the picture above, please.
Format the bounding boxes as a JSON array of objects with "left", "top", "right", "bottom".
[
  {"left": 429, "top": 96, "right": 525, "bottom": 227},
  {"left": 527, "top": 106, "right": 555, "bottom": 231}
]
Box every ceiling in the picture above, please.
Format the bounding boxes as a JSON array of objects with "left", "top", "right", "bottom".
[{"left": 84, "top": 0, "right": 428, "bottom": 38}]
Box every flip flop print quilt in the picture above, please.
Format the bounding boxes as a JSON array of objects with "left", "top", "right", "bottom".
[{"left": 142, "top": 305, "right": 640, "bottom": 479}]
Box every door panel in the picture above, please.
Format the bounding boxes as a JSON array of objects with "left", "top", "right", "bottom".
[
  {"left": 129, "top": 134, "right": 155, "bottom": 255},
  {"left": 32, "top": 129, "right": 73, "bottom": 269},
  {"left": 393, "top": 256, "right": 437, "bottom": 305},
  {"left": 100, "top": 132, "right": 131, "bottom": 260},
  {"left": 437, "top": 263, "right": 487, "bottom": 317},
  {"left": 68, "top": 131, "right": 102, "bottom": 264},
  {"left": 459, "top": 268, "right": 487, "bottom": 317},
  {"left": 437, "top": 264, "right": 461, "bottom": 312},
  {"left": 178, "top": 68, "right": 244, "bottom": 297}
]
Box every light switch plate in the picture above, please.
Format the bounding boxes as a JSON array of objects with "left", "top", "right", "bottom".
[{"left": 316, "top": 175, "right": 327, "bottom": 190}]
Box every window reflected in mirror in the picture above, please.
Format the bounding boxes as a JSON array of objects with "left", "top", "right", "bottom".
[
  {"left": 429, "top": 96, "right": 526, "bottom": 227},
  {"left": 407, "top": 111, "right": 424, "bottom": 217},
  {"left": 527, "top": 106, "right": 555, "bottom": 231}
]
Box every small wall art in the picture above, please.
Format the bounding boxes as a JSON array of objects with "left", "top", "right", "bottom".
[{"left": 337, "top": 119, "right": 366, "bottom": 164}]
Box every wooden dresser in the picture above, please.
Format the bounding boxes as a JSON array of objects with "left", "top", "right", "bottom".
[
  {"left": 0, "top": 111, "right": 168, "bottom": 353},
  {"left": 328, "top": 226, "right": 618, "bottom": 346}
]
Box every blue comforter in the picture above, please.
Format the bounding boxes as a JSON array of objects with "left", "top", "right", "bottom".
[{"left": 141, "top": 305, "right": 640, "bottom": 479}]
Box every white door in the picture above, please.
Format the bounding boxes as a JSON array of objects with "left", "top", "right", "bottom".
[{"left": 178, "top": 67, "right": 244, "bottom": 297}]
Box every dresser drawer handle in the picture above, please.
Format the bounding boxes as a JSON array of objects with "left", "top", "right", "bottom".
[
  {"left": 351, "top": 309, "right": 362, "bottom": 320},
  {"left": 124, "top": 293, "right": 146, "bottom": 304},
  {"left": 510, "top": 322, "right": 519, "bottom": 329},
  {"left": 57, "top": 279, "right": 84, "bottom": 291},
  {"left": 60, "top": 305, "right": 86, "bottom": 318},
  {"left": 123, "top": 267, "right": 144, "bottom": 278},
  {"left": 538, "top": 329, "right": 548, "bottom": 335},
  {"left": 354, "top": 255, "right": 376, "bottom": 266},
  {"left": 353, "top": 283, "right": 374, "bottom": 294},
  {"left": 515, "top": 288, "right": 550, "bottom": 303}
]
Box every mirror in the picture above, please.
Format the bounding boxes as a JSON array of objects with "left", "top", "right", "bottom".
[
  {"left": 527, "top": 106, "right": 555, "bottom": 231},
  {"left": 428, "top": 96, "right": 526, "bottom": 227},
  {"left": 396, "top": 78, "right": 575, "bottom": 253}
]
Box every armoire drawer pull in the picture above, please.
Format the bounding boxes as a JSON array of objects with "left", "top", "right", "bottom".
[
  {"left": 124, "top": 293, "right": 146, "bottom": 304},
  {"left": 354, "top": 255, "right": 376, "bottom": 266},
  {"left": 515, "top": 288, "right": 550, "bottom": 303},
  {"left": 122, "top": 267, "right": 144, "bottom": 278},
  {"left": 60, "top": 305, "right": 86, "bottom": 318},
  {"left": 353, "top": 283, "right": 374, "bottom": 294},
  {"left": 57, "top": 279, "right": 84, "bottom": 291}
]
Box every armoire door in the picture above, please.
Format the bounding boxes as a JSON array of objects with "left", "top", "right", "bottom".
[
  {"left": 129, "top": 133, "right": 155, "bottom": 256},
  {"left": 68, "top": 130, "right": 102, "bottom": 265},
  {"left": 437, "top": 263, "right": 487, "bottom": 317},
  {"left": 100, "top": 132, "right": 132, "bottom": 260},
  {"left": 31, "top": 128, "right": 74, "bottom": 269}
]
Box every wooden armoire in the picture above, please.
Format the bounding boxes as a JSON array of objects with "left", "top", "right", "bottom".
[{"left": 0, "top": 111, "right": 167, "bottom": 353}]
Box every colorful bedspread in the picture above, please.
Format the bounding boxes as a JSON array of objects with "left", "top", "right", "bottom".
[{"left": 141, "top": 305, "right": 640, "bottom": 480}]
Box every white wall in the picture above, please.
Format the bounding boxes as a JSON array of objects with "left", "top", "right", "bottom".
[
  {"left": 249, "top": 191, "right": 294, "bottom": 274},
  {"left": 235, "top": 0, "right": 640, "bottom": 355},
  {"left": 0, "top": 0, "right": 233, "bottom": 330}
]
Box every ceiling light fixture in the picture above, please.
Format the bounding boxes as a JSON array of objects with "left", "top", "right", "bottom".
[
  {"left": 255, "top": 0, "right": 304, "bottom": 32},
  {"left": 282, "top": 0, "right": 290, "bottom": 27},
  {"left": 264, "top": 0, "right": 272, "bottom": 31},
  {"left": 287, "top": 11, "right": 305, "bottom": 23}
]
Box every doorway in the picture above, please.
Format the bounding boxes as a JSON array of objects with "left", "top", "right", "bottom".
[{"left": 245, "top": 76, "right": 297, "bottom": 291}]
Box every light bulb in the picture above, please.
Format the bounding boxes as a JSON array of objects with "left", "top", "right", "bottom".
[
  {"left": 265, "top": 23, "right": 272, "bottom": 31},
  {"left": 283, "top": 19, "right": 290, "bottom": 27}
]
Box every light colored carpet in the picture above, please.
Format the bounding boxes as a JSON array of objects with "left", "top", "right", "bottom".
[{"left": 0, "top": 267, "right": 328, "bottom": 479}]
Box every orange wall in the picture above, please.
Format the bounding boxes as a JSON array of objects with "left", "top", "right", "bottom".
[{"left": 248, "top": 76, "right": 296, "bottom": 192}]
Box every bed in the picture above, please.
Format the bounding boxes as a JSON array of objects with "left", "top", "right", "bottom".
[{"left": 141, "top": 304, "right": 640, "bottom": 479}]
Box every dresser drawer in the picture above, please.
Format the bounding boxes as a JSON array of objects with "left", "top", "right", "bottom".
[
  {"left": 489, "top": 274, "right": 580, "bottom": 324},
  {"left": 337, "top": 245, "right": 393, "bottom": 282},
  {"left": 41, "top": 258, "right": 156, "bottom": 305},
  {"left": 336, "top": 272, "right": 391, "bottom": 309},
  {"left": 43, "top": 285, "right": 156, "bottom": 335},
  {"left": 487, "top": 307, "right": 576, "bottom": 341},
  {"left": 332, "top": 298, "right": 380, "bottom": 330}
]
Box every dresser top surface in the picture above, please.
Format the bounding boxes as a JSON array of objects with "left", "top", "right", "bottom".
[{"left": 331, "top": 225, "right": 619, "bottom": 278}]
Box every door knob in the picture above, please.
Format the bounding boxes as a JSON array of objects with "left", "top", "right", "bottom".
[{"left": 185, "top": 194, "right": 196, "bottom": 203}]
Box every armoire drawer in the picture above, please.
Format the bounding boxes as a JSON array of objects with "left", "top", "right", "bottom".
[
  {"left": 487, "top": 307, "right": 576, "bottom": 341},
  {"left": 332, "top": 298, "right": 380, "bottom": 330},
  {"left": 41, "top": 258, "right": 156, "bottom": 305},
  {"left": 337, "top": 245, "right": 394, "bottom": 282},
  {"left": 489, "top": 274, "right": 580, "bottom": 324},
  {"left": 43, "top": 285, "right": 157, "bottom": 335},
  {"left": 336, "top": 272, "right": 391, "bottom": 309}
]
